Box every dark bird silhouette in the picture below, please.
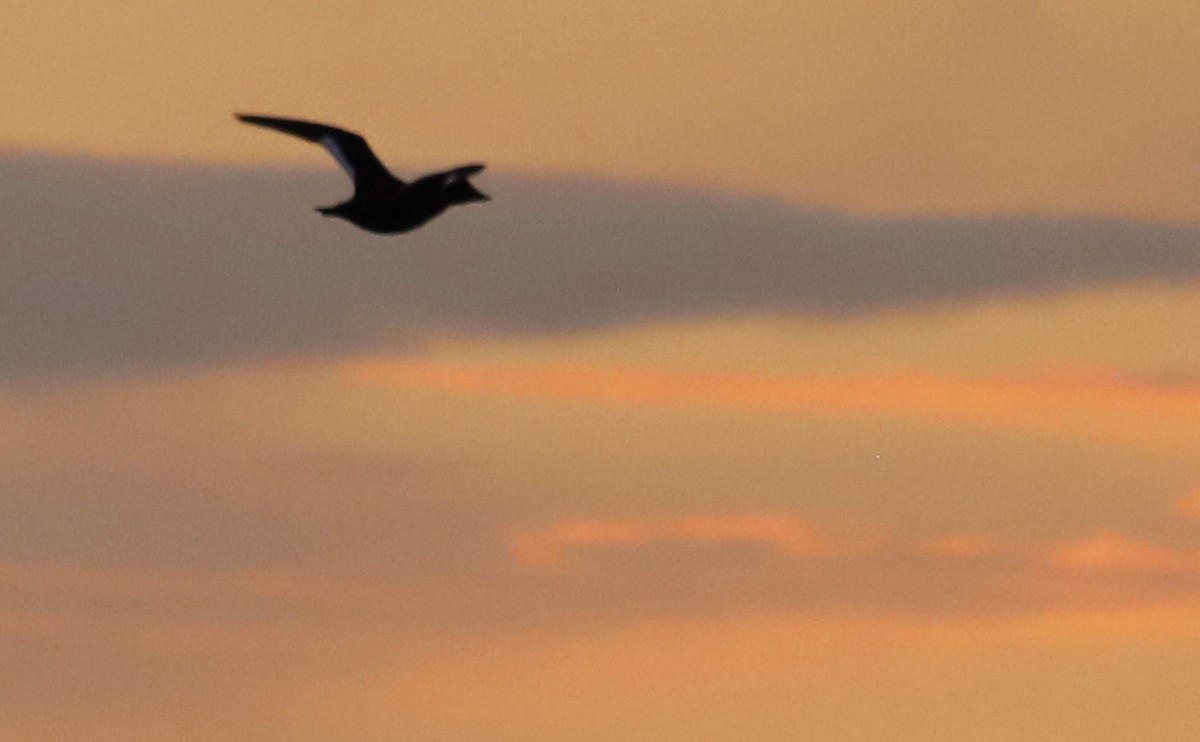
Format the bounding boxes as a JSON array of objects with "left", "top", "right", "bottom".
[{"left": 236, "top": 114, "right": 489, "bottom": 234}]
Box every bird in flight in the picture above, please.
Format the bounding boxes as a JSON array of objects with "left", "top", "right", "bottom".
[{"left": 237, "top": 114, "right": 489, "bottom": 234}]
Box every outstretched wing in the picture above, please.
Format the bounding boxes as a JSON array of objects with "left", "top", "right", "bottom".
[{"left": 236, "top": 114, "right": 399, "bottom": 189}]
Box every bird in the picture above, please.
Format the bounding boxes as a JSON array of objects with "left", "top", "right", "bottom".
[{"left": 237, "top": 114, "right": 488, "bottom": 234}]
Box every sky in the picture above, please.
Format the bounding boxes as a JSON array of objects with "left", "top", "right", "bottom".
[{"left": 3, "top": 2, "right": 1200, "bottom": 740}]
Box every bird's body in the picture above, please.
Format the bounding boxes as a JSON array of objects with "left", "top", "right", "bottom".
[{"left": 237, "top": 114, "right": 488, "bottom": 234}]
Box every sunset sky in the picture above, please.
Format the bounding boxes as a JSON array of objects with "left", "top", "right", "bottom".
[{"left": 3, "top": 2, "right": 1200, "bottom": 740}]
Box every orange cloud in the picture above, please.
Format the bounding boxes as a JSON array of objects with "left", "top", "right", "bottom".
[
  {"left": 506, "top": 513, "right": 834, "bottom": 569},
  {"left": 1174, "top": 487, "right": 1200, "bottom": 521},
  {"left": 6, "top": 521, "right": 1200, "bottom": 656},
  {"left": 508, "top": 513, "right": 1200, "bottom": 603},
  {"left": 1049, "top": 532, "right": 1200, "bottom": 574},
  {"left": 349, "top": 360, "right": 1200, "bottom": 451}
]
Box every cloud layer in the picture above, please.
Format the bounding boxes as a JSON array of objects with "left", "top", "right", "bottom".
[
  {"left": 352, "top": 359, "right": 1200, "bottom": 453},
  {"left": 3, "top": 152, "right": 1200, "bottom": 378}
]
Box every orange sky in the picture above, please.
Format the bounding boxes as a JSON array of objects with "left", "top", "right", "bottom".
[
  {"left": 4, "top": 2, "right": 1200, "bottom": 741},
  {"left": 6, "top": 1, "right": 1200, "bottom": 218},
  {"left": 351, "top": 358, "right": 1200, "bottom": 452}
]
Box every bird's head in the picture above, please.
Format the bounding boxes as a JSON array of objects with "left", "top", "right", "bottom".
[{"left": 444, "top": 164, "right": 490, "bottom": 205}]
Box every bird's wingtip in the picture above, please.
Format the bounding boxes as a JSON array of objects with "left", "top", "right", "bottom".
[{"left": 236, "top": 113, "right": 277, "bottom": 127}]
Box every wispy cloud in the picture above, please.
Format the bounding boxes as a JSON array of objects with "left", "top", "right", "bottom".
[
  {"left": 1174, "top": 486, "right": 1200, "bottom": 521},
  {"left": 351, "top": 360, "right": 1200, "bottom": 451},
  {"left": 506, "top": 514, "right": 835, "bottom": 569},
  {"left": 1048, "top": 531, "right": 1200, "bottom": 574},
  {"left": 507, "top": 513, "right": 1200, "bottom": 577},
  {"left": 504, "top": 512, "right": 1200, "bottom": 616},
  {"left": 3, "top": 512, "right": 1200, "bottom": 661}
]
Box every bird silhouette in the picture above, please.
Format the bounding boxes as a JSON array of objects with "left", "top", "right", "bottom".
[{"left": 237, "top": 114, "right": 488, "bottom": 234}]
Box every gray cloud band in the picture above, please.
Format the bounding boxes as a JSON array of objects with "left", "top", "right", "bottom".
[{"left": 2, "top": 153, "right": 1198, "bottom": 378}]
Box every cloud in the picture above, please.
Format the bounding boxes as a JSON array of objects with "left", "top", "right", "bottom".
[
  {"left": 506, "top": 514, "right": 836, "bottom": 569},
  {"left": 504, "top": 514, "right": 1200, "bottom": 584},
  {"left": 1048, "top": 532, "right": 1200, "bottom": 574},
  {"left": 5, "top": 517, "right": 1199, "bottom": 654},
  {"left": 1174, "top": 487, "right": 1200, "bottom": 521},
  {"left": 3, "top": 152, "right": 1200, "bottom": 378},
  {"left": 351, "top": 360, "right": 1200, "bottom": 452},
  {"left": 502, "top": 512, "right": 1200, "bottom": 619}
]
